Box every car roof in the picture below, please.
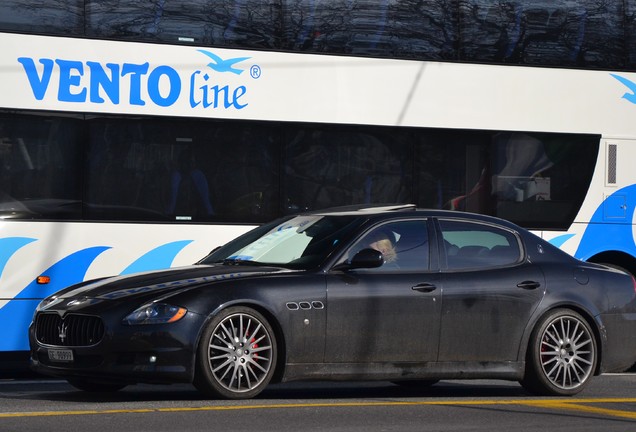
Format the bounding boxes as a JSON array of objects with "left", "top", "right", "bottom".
[
  {"left": 303, "top": 204, "right": 577, "bottom": 265},
  {"left": 310, "top": 204, "right": 418, "bottom": 215},
  {"left": 305, "top": 204, "right": 521, "bottom": 230}
]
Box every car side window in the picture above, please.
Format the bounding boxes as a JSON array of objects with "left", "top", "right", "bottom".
[
  {"left": 439, "top": 219, "right": 521, "bottom": 270},
  {"left": 349, "top": 220, "right": 430, "bottom": 271}
]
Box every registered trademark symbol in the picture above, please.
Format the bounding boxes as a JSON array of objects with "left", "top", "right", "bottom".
[{"left": 250, "top": 65, "right": 261, "bottom": 79}]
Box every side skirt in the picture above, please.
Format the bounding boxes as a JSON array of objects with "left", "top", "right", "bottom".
[{"left": 282, "top": 361, "right": 525, "bottom": 383}]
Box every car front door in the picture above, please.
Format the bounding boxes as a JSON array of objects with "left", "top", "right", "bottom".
[
  {"left": 324, "top": 219, "right": 441, "bottom": 364},
  {"left": 435, "top": 218, "right": 546, "bottom": 363}
]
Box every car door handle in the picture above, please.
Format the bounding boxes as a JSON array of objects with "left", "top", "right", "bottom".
[
  {"left": 412, "top": 283, "right": 437, "bottom": 293},
  {"left": 517, "top": 280, "right": 541, "bottom": 290}
]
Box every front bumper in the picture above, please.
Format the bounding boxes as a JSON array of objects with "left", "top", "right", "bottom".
[{"left": 29, "top": 311, "right": 204, "bottom": 385}]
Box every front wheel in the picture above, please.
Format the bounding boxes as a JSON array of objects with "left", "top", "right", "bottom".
[
  {"left": 194, "top": 306, "right": 277, "bottom": 399},
  {"left": 520, "top": 309, "right": 597, "bottom": 396}
]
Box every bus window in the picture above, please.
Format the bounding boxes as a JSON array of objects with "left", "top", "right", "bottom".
[
  {"left": 490, "top": 132, "right": 598, "bottom": 229},
  {"left": 0, "top": 114, "right": 83, "bottom": 220},
  {"left": 0, "top": 1, "right": 634, "bottom": 71},
  {"left": 414, "top": 130, "right": 491, "bottom": 214},
  {"left": 84, "top": 117, "right": 280, "bottom": 223},
  {"left": 85, "top": 0, "right": 282, "bottom": 49},
  {"left": 630, "top": 0, "right": 636, "bottom": 69},
  {"left": 414, "top": 129, "right": 599, "bottom": 230},
  {"left": 282, "top": 0, "right": 458, "bottom": 60},
  {"left": 283, "top": 125, "right": 413, "bottom": 212},
  {"left": 0, "top": 0, "right": 84, "bottom": 35},
  {"left": 458, "top": 0, "right": 625, "bottom": 69}
]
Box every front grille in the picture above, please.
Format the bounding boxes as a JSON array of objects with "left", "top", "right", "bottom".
[{"left": 35, "top": 313, "right": 104, "bottom": 347}]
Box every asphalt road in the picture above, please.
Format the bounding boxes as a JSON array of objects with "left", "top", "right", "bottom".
[{"left": 0, "top": 374, "right": 634, "bottom": 432}]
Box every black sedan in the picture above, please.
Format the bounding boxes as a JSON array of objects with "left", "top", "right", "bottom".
[{"left": 29, "top": 205, "right": 636, "bottom": 399}]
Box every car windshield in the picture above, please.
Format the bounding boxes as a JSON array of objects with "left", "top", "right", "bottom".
[{"left": 200, "top": 215, "right": 364, "bottom": 270}]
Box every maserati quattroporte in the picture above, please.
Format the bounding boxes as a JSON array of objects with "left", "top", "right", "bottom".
[{"left": 30, "top": 205, "right": 636, "bottom": 399}]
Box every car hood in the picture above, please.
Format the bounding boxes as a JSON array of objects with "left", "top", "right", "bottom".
[{"left": 42, "top": 264, "right": 292, "bottom": 305}]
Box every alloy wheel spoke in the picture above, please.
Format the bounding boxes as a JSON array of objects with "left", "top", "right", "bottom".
[
  {"left": 248, "top": 358, "right": 269, "bottom": 374},
  {"left": 213, "top": 358, "right": 234, "bottom": 378},
  {"left": 571, "top": 360, "right": 585, "bottom": 379},
  {"left": 540, "top": 315, "right": 594, "bottom": 390},
  {"left": 210, "top": 343, "right": 235, "bottom": 355},
  {"left": 208, "top": 312, "right": 273, "bottom": 393}
]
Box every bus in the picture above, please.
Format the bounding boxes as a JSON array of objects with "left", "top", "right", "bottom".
[{"left": 1, "top": 0, "right": 635, "bottom": 373}]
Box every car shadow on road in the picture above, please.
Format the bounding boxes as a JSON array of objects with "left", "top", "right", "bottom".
[
  {"left": 17, "top": 379, "right": 531, "bottom": 403},
  {"left": 261, "top": 380, "right": 530, "bottom": 400}
]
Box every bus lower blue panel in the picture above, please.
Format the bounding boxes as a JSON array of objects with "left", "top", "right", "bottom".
[{"left": 576, "top": 185, "right": 636, "bottom": 261}]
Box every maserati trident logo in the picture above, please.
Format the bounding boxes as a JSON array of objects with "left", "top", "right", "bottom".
[{"left": 58, "top": 322, "right": 68, "bottom": 343}]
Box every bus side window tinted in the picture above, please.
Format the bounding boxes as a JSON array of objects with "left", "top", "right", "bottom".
[
  {"left": 0, "top": 114, "right": 83, "bottom": 220},
  {"left": 414, "top": 130, "right": 598, "bottom": 230},
  {"left": 283, "top": 126, "right": 413, "bottom": 212},
  {"left": 0, "top": 0, "right": 84, "bottom": 35},
  {"left": 85, "top": 0, "right": 281, "bottom": 49},
  {"left": 490, "top": 132, "right": 598, "bottom": 229},
  {"left": 0, "top": 110, "right": 600, "bottom": 229},
  {"left": 458, "top": 0, "right": 625, "bottom": 70},
  {"left": 0, "top": 1, "right": 634, "bottom": 70},
  {"left": 84, "top": 118, "right": 280, "bottom": 223}
]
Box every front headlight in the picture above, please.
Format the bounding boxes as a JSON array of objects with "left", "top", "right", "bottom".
[{"left": 123, "top": 302, "right": 187, "bottom": 325}]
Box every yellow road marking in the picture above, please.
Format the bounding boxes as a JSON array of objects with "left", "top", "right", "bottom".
[
  {"left": 525, "top": 400, "right": 636, "bottom": 420},
  {"left": 0, "top": 398, "right": 635, "bottom": 420}
]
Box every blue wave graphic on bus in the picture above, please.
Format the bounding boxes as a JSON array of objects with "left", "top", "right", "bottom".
[
  {"left": 575, "top": 184, "right": 636, "bottom": 261},
  {"left": 0, "top": 240, "right": 194, "bottom": 351},
  {"left": 547, "top": 234, "right": 575, "bottom": 249},
  {"left": 611, "top": 74, "right": 636, "bottom": 104},
  {"left": 120, "top": 240, "right": 193, "bottom": 275},
  {"left": 0, "top": 237, "right": 36, "bottom": 278},
  {"left": 15, "top": 246, "right": 111, "bottom": 299},
  {"left": 0, "top": 246, "right": 110, "bottom": 351},
  {"left": 197, "top": 50, "right": 250, "bottom": 75}
]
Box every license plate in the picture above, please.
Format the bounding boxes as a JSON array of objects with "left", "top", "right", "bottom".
[{"left": 48, "top": 349, "right": 74, "bottom": 362}]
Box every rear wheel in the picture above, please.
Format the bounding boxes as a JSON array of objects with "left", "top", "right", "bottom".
[
  {"left": 194, "top": 306, "right": 277, "bottom": 399},
  {"left": 521, "top": 309, "right": 597, "bottom": 396}
]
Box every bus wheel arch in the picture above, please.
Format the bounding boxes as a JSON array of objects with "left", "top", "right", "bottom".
[{"left": 587, "top": 251, "right": 636, "bottom": 277}]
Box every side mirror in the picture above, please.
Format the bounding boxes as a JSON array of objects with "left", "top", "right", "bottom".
[{"left": 333, "top": 248, "right": 384, "bottom": 271}]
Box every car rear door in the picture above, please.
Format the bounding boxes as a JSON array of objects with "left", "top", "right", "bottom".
[{"left": 435, "top": 218, "right": 546, "bottom": 363}]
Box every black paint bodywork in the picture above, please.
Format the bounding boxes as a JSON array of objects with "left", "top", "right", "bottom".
[{"left": 29, "top": 208, "right": 636, "bottom": 388}]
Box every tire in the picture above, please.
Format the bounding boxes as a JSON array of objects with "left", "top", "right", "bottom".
[
  {"left": 67, "top": 378, "right": 127, "bottom": 393},
  {"left": 194, "top": 306, "right": 277, "bottom": 399},
  {"left": 520, "top": 309, "right": 597, "bottom": 396}
]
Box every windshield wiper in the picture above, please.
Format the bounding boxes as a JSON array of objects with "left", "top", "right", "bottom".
[{"left": 221, "top": 258, "right": 267, "bottom": 266}]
